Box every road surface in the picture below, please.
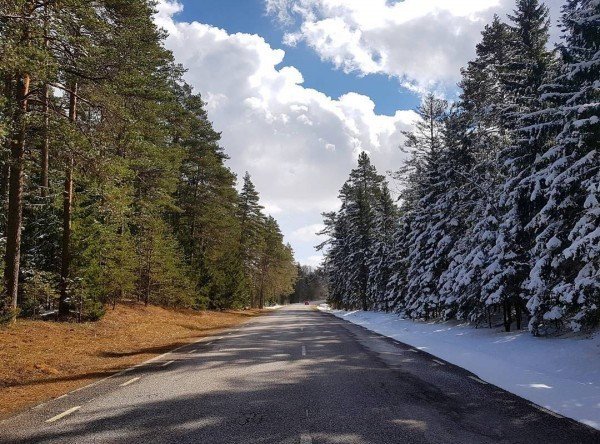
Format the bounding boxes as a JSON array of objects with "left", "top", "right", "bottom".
[{"left": 1, "top": 305, "right": 598, "bottom": 443}]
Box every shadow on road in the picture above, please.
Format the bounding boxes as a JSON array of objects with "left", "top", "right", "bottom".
[{"left": 3, "top": 309, "right": 599, "bottom": 444}]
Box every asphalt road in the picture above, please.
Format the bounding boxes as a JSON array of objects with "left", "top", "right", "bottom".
[{"left": 1, "top": 305, "right": 599, "bottom": 444}]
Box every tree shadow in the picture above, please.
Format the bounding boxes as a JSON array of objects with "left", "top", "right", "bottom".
[{"left": 2, "top": 310, "right": 598, "bottom": 444}]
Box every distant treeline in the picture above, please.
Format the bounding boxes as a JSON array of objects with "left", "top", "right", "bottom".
[
  {"left": 289, "top": 265, "right": 328, "bottom": 303},
  {"left": 0, "top": 0, "right": 297, "bottom": 323},
  {"left": 320, "top": 0, "right": 599, "bottom": 335}
]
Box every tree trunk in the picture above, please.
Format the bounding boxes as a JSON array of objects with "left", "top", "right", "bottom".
[
  {"left": 503, "top": 300, "right": 512, "bottom": 332},
  {"left": 40, "top": 83, "right": 50, "bottom": 197},
  {"left": 58, "top": 84, "right": 77, "bottom": 317},
  {"left": 515, "top": 297, "right": 522, "bottom": 330},
  {"left": 1, "top": 74, "right": 30, "bottom": 323},
  {"left": 41, "top": 5, "right": 50, "bottom": 197}
]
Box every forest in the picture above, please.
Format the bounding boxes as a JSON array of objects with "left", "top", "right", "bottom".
[
  {"left": 320, "top": 0, "right": 599, "bottom": 335},
  {"left": 0, "top": 0, "right": 298, "bottom": 324}
]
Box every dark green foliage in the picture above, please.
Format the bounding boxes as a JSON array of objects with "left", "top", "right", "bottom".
[{"left": 0, "top": 0, "right": 297, "bottom": 322}]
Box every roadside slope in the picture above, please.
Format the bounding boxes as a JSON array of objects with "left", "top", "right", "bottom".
[
  {"left": 0, "top": 304, "right": 261, "bottom": 417},
  {"left": 320, "top": 305, "right": 600, "bottom": 430}
]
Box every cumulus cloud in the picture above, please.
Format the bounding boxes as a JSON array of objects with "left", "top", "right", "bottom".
[
  {"left": 154, "top": 1, "right": 416, "bottom": 264},
  {"left": 266, "top": 0, "right": 564, "bottom": 92}
]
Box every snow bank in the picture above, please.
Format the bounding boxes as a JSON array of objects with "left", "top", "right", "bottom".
[{"left": 319, "top": 305, "right": 600, "bottom": 430}]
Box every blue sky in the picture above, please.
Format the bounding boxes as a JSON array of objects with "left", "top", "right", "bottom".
[
  {"left": 175, "top": 0, "right": 420, "bottom": 115},
  {"left": 156, "top": 0, "right": 563, "bottom": 266}
]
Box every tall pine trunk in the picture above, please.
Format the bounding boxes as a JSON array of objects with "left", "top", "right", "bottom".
[
  {"left": 1, "top": 74, "right": 30, "bottom": 322},
  {"left": 41, "top": 84, "right": 50, "bottom": 197},
  {"left": 40, "top": 4, "right": 50, "bottom": 197},
  {"left": 58, "top": 84, "right": 77, "bottom": 317}
]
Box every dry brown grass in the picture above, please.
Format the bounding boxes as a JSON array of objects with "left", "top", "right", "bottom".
[{"left": 0, "top": 303, "right": 262, "bottom": 418}]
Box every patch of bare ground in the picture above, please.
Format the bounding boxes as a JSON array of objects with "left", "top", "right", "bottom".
[{"left": 0, "top": 303, "right": 262, "bottom": 417}]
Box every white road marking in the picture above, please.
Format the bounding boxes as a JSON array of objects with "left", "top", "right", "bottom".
[
  {"left": 432, "top": 359, "right": 446, "bottom": 366},
  {"left": 300, "top": 434, "right": 312, "bottom": 444},
  {"left": 161, "top": 360, "right": 174, "bottom": 367},
  {"left": 468, "top": 376, "right": 488, "bottom": 385},
  {"left": 305, "top": 408, "right": 309, "bottom": 419},
  {"left": 301, "top": 345, "right": 306, "bottom": 356},
  {"left": 187, "top": 349, "right": 196, "bottom": 354},
  {"left": 206, "top": 342, "right": 213, "bottom": 346},
  {"left": 55, "top": 394, "right": 68, "bottom": 400},
  {"left": 45, "top": 406, "right": 81, "bottom": 423},
  {"left": 407, "top": 349, "right": 419, "bottom": 353},
  {"left": 119, "top": 377, "right": 141, "bottom": 387}
]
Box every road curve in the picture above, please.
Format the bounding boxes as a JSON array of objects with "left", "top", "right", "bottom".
[{"left": 1, "top": 305, "right": 598, "bottom": 443}]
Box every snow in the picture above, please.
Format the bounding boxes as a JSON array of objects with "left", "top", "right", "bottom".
[{"left": 318, "top": 305, "right": 600, "bottom": 430}]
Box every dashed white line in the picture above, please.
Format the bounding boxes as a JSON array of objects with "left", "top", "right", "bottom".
[
  {"left": 432, "top": 359, "right": 446, "bottom": 366},
  {"left": 300, "top": 434, "right": 312, "bottom": 444},
  {"left": 161, "top": 360, "right": 174, "bottom": 367},
  {"left": 187, "top": 349, "right": 197, "bottom": 354},
  {"left": 45, "top": 406, "right": 81, "bottom": 423},
  {"left": 119, "top": 377, "right": 141, "bottom": 387},
  {"left": 468, "top": 376, "right": 488, "bottom": 385},
  {"left": 301, "top": 345, "right": 307, "bottom": 356},
  {"left": 407, "top": 349, "right": 419, "bottom": 353}
]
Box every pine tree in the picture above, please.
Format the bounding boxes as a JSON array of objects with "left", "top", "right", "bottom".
[
  {"left": 237, "top": 172, "right": 266, "bottom": 308},
  {"left": 345, "top": 153, "right": 385, "bottom": 310}
]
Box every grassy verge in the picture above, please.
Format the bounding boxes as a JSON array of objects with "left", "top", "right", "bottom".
[{"left": 0, "top": 303, "right": 262, "bottom": 418}]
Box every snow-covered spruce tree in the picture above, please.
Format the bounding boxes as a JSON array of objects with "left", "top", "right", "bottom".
[
  {"left": 382, "top": 218, "right": 411, "bottom": 313},
  {"left": 318, "top": 202, "right": 351, "bottom": 309},
  {"left": 525, "top": 0, "right": 600, "bottom": 334},
  {"left": 438, "top": 17, "right": 512, "bottom": 326},
  {"left": 319, "top": 153, "right": 385, "bottom": 310},
  {"left": 367, "top": 182, "right": 399, "bottom": 312},
  {"left": 393, "top": 94, "right": 450, "bottom": 320},
  {"left": 483, "top": 0, "right": 555, "bottom": 331},
  {"left": 433, "top": 108, "right": 483, "bottom": 320}
]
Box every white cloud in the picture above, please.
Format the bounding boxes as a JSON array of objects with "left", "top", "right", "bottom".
[
  {"left": 155, "top": 1, "right": 417, "bottom": 264},
  {"left": 291, "top": 224, "right": 326, "bottom": 243},
  {"left": 266, "top": 0, "right": 564, "bottom": 92}
]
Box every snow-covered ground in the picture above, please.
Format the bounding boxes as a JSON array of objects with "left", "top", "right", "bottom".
[{"left": 318, "top": 304, "right": 600, "bottom": 430}]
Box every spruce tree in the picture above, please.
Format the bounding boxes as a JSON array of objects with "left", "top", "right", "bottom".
[
  {"left": 484, "top": 0, "right": 555, "bottom": 331},
  {"left": 367, "top": 182, "right": 398, "bottom": 312},
  {"left": 395, "top": 94, "right": 449, "bottom": 319},
  {"left": 526, "top": 0, "right": 600, "bottom": 334}
]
